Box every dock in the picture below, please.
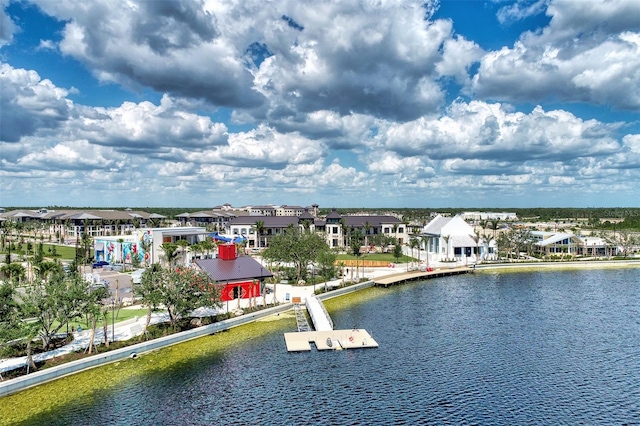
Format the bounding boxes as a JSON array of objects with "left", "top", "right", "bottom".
[
  {"left": 285, "top": 295, "right": 378, "bottom": 352},
  {"left": 373, "top": 266, "right": 473, "bottom": 287},
  {"left": 284, "top": 329, "right": 378, "bottom": 351}
]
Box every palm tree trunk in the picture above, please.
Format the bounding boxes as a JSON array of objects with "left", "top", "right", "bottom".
[
  {"left": 87, "top": 316, "right": 97, "bottom": 354},
  {"left": 144, "top": 305, "right": 153, "bottom": 337},
  {"left": 26, "top": 340, "right": 37, "bottom": 374}
]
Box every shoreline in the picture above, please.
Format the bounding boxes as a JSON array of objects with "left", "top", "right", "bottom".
[
  {"left": 474, "top": 259, "right": 640, "bottom": 272},
  {"left": 1, "top": 259, "right": 638, "bottom": 397}
]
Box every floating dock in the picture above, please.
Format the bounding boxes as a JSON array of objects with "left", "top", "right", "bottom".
[
  {"left": 373, "top": 266, "right": 473, "bottom": 287},
  {"left": 284, "top": 329, "right": 378, "bottom": 352},
  {"left": 285, "top": 296, "right": 378, "bottom": 352}
]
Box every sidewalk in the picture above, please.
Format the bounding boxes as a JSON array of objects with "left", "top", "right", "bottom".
[
  {"left": 0, "top": 266, "right": 404, "bottom": 376},
  {"left": 0, "top": 311, "right": 171, "bottom": 375}
]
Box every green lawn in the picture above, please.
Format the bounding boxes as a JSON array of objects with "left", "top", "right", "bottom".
[
  {"left": 54, "top": 307, "right": 151, "bottom": 332},
  {"left": 0, "top": 243, "right": 77, "bottom": 260},
  {"left": 336, "top": 253, "right": 415, "bottom": 263}
]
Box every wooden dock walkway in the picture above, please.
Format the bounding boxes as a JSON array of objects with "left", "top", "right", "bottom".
[{"left": 373, "top": 266, "right": 473, "bottom": 287}]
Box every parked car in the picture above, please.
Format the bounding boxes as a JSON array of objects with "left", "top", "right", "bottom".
[{"left": 92, "top": 260, "right": 110, "bottom": 268}]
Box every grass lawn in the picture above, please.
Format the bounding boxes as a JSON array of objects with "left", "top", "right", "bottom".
[
  {"left": 0, "top": 243, "right": 77, "bottom": 261},
  {"left": 336, "top": 253, "right": 415, "bottom": 263},
  {"left": 41, "top": 243, "right": 77, "bottom": 260},
  {"left": 55, "top": 307, "right": 151, "bottom": 332}
]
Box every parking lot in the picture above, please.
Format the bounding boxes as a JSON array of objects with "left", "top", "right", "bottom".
[{"left": 81, "top": 266, "right": 136, "bottom": 303}]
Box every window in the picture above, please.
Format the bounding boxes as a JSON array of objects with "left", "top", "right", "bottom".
[
  {"left": 384, "top": 227, "right": 389, "bottom": 233},
  {"left": 398, "top": 227, "right": 404, "bottom": 233}
]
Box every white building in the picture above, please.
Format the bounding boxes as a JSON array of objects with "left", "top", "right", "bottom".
[
  {"left": 460, "top": 211, "right": 518, "bottom": 221},
  {"left": 420, "top": 215, "right": 493, "bottom": 264}
]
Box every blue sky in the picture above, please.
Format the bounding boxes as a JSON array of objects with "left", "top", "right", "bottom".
[{"left": 1, "top": 0, "right": 639, "bottom": 209}]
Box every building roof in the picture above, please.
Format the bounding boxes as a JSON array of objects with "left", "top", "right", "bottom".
[
  {"left": 422, "top": 215, "right": 451, "bottom": 235},
  {"left": 0, "top": 209, "right": 155, "bottom": 221},
  {"left": 325, "top": 209, "right": 342, "bottom": 219},
  {"left": 535, "top": 233, "right": 582, "bottom": 247},
  {"left": 196, "top": 257, "right": 273, "bottom": 282},
  {"left": 229, "top": 216, "right": 299, "bottom": 228},
  {"left": 342, "top": 215, "right": 402, "bottom": 227},
  {"left": 299, "top": 210, "right": 315, "bottom": 220}
]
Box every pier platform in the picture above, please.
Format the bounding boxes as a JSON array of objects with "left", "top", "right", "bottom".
[
  {"left": 373, "top": 266, "right": 472, "bottom": 287},
  {"left": 284, "top": 329, "right": 378, "bottom": 352}
]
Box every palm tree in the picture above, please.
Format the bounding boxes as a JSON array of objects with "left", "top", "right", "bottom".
[
  {"left": 160, "top": 243, "right": 179, "bottom": 268},
  {"left": 469, "top": 233, "right": 480, "bottom": 264},
  {"left": 201, "top": 239, "right": 215, "bottom": 259},
  {"left": 363, "top": 221, "right": 372, "bottom": 247},
  {"left": 410, "top": 237, "right": 420, "bottom": 268},
  {"left": 421, "top": 235, "right": 431, "bottom": 270},
  {"left": 442, "top": 234, "right": 451, "bottom": 261},
  {"left": 490, "top": 220, "right": 500, "bottom": 240},
  {"left": 254, "top": 220, "right": 265, "bottom": 248},
  {"left": 176, "top": 239, "right": 190, "bottom": 264},
  {"left": 339, "top": 218, "right": 348, "bottom": 248},
  {"left": 117, "top": 238, "right": 125, "bottom": 270}
]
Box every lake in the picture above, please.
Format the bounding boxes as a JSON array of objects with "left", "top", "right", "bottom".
[{"left": 1, "top": 268, "right": 638, "bottom": 425}]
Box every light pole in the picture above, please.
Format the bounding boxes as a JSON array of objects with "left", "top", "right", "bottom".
[{"left": 111, "top": 298, "right": 115, "bottom": 343}]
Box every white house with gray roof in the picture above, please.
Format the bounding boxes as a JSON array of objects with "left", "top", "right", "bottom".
[{"left": 420, "top": 214, "right": 491, "bottom": 264}]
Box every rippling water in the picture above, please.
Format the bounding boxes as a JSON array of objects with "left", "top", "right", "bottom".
[{"left": 2, "top": 268, "right": 639, "bottom": 425}]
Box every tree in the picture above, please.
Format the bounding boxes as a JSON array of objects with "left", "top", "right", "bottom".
[
  {"left": 254, "top": 220, "right": 265, "bottom": 248},
  {"left": 1, "top": 263, "right": 26, "bottom": 285},
  {"left": 409, "top": 237, "right": 420, "bottom": 267},
  {"left": 490, "top": 220, "right": 500, "bottom": 239},
  {"left": 0, "top": 281, "right": 22, "bottom": 346},
  {"left": 469, "top": 233, "right": 480, "bottom": 263},
  {"left": 159, "top": 266, "right": 221, "bottom": 329},
  {"left": 82, "top": 284, "right": 109, "bottom": 354},
  {"left": 442, "top": 235, "right": 451, "bottom": 261},
  {"left": 176, "top": 239, "right": 190, "bottom": 264},
  {"left": 349, "top": 229, "right": 363, "bottom": 279},
  {"left": 160, "top": 243, "right": 179, "bottom": 267},
  {"left": 33, "top": 260, "right": 63, "bottom": 281},
  {"left": 138, "top": 263, "right": 164, "bottom": 333},
  {"left": 263, "top": 225, "right": 329, "bottom": 283},
  {"left": 604, "top": 229, "right": 637, "bottom": 258},
  {"left": 140, "top": 237, "right": 152, "bottom": 266},
  {"left": 393, "top": 241, "right": 403, "bottom": 264},
  {"left": 317, "top": 249, "right": 337, "bottom": 290},
  {"left": 21, "top": 273, "right": 90, "bottom": 351},
  {"left": 363, "top": 221, "right": 372, "bottom": 247}
]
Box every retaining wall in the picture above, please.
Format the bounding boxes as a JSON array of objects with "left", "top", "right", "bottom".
[
  {"left": 0, "top": 303, "right": 292, "bottom": 398},
  {"left": 1, "top": 280, "right": 380, "bottom": 398}
]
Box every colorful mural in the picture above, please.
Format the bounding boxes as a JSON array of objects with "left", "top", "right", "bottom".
[{"left": 94, "top": 235, "right": 148, "bottom": 264}]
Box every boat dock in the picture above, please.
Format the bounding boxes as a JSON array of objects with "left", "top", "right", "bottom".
[
  {"left": 284, "top": 295, "right": 378, "bottom": 352},
  {"left": 373, "top": 266, "right": 473, "bottom": 287},
  {"left": 284, "top": 328, "right": 378, "bottom": 351}
]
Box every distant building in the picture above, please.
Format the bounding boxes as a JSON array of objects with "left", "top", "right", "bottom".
[
  {"left": 226, "top": 208, "right": 407, "bottom": 250},
  {"left": 460, "top": 212, "right": 518, "bottom": 221}
]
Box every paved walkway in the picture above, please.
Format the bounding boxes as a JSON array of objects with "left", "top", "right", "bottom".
[{"left": 0, "top": 264, "right": 439, "bottom": 376}]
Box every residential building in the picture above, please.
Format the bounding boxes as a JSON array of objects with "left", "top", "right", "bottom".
[{"left": 226, "top": 208, "right": 408, "bottom": 250}]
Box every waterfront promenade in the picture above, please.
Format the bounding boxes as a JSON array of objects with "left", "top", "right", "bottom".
[{"left": 2, "top": 259, "right": 638, "bottom": 396}]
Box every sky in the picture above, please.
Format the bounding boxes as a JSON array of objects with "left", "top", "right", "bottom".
[{"left": 1, "top": 0, "right": 639, "bottom": 209}]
